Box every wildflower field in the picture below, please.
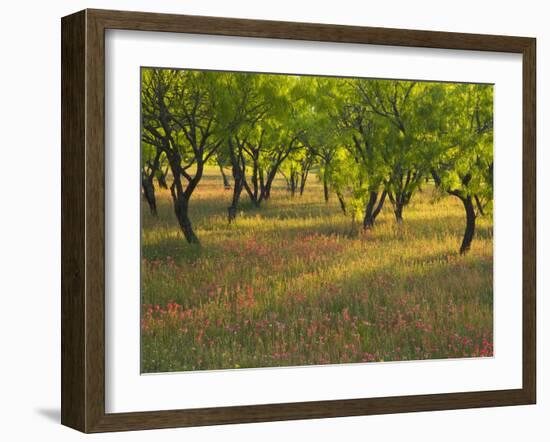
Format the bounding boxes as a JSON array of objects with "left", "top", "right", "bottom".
[{"left": 141, "top": 168, "right": 493, "bottom": 373}]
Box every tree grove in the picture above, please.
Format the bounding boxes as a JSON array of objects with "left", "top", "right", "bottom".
[{"left": 141, "top": 68, "right": 493, "bottom": 253}]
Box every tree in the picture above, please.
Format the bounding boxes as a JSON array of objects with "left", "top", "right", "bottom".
[
  {"left": 141, "top": 142, "right": 163, "bottom": 215},
  {"left": 141, "top": 68, "right": 227, "bottom": 244},
  {"left": 308, "top": 141, "right": 339, "bottom": 204},
  {"left": 226, "top": 75, "right": 305, "bottom": 211},
  {"left": 155, "top": 161, "right": 169, "bottom": 190},
  {"left": 430, "top": 83, "right": 493, "bottom": 254},
  {"left": 356, "top": 80, "right": 436, "bottom": 224},
  {"left": 320, "top": 146, "right": 355, "bottom": 215},
  {"left": 336, "top": 79, "right": 391, "bottom": 229},
  {"left": 241, "top": 121, "right": 303, "bottom": 204},
  {"left": 300, "top": 77, "right": 347, "bottom": 204},
  {"left": 219, "top": 73, "right": 279, "bottom": 221},
  {"left": 140, "top": 68, "right": 493, "bottom": 252},
  {"left": 214, "top": 153, "right": 231, "bottom": 189},
  {"left": 280, "top": 148, "right": 314, "bottom": 197}
]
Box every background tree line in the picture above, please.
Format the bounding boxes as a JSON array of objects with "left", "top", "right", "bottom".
[{"left": 141, "top": 68, "right": 493, "bottom": 254}]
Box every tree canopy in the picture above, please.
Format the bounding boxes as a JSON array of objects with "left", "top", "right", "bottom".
[{"left": 141, "top": 67, "right": 493, "bottom": 253}]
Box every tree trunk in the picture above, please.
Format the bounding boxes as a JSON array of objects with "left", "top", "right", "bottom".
[
  {"left": 244, "top": 179, "right": 262, "bottom": 207},
  {"left": 299, "top": 170, "right": 308, "bottom": 196},
  {"left": 228, "top": 169, "right": 243, "bottom": 223},
  {"left": 218, "top": 164, "right": 231, "bottom": 189},
  {"left": 388, "top": 191, "right": 404, "bottom": 224},
  {"left": 250, "top": 159, "right": 260, "bottom": 203},
  {"left": 336, "top": 191, "right": 346, "bottom": 215},
  {"left": 168, "top": 155, "right": 203, "bottom": 245},
  {"left": 431, "top": 169, "right": 477, "bottom": 254},
  {"left": 228, "top": 140, "right": 244, "bottom": 222},
  {"left": 174, "top": 195, "right": 199, "bottom": 244},
  {"left": 156, "top": 171, "right": 168, "bottom": 189},
  {"left": 474, "top": 194, "right": 485, "bottom": 216},
  {"left": 372, "top": 190, "right": 387, "bottom": 220},
  {"left": 459, "top": 195, "right": 476, "bottom": 254},
  {"left": 363, "top": 191, "right": 387, "bottom": 229},
  {"left": 142, "top": 177, "right": 157, "bottom": 216},
  {"left": 228, "top": 189, "right": 242, "bottom": 222},
  {"left": 289, "top": 170, "right": 297, "bottom": 197},
  {"left": 394, "top": 202, "right": 403, "bottom": 224},
  {"left": 323, "top": 175, "right": 329, "bottom": 203},
  {"left": 262, "top": 168, "right": 277, "bottom": 201},
  {"left": 363, "top": 192, "right": 377, "bottom": 229}
]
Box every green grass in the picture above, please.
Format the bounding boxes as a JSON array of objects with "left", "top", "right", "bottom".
[{"left": 141, "top": 167, "right": 493, "bottom": 373}]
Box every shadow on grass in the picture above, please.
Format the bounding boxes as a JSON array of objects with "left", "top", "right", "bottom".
[
  {"left": 142, "top": 183, "right": 493, "bottom": 270},
  {"left": 142, "top": 237, "right": 493, "bottom": 314},
  {"left": 142, "top": 235, "right": 203, "bottom": 262},
  {"left": 321, "top": 251, "right": 494, "bottom": 311},
  {"left": 142, "top": 211, "right": 493, "bottom": 263}
]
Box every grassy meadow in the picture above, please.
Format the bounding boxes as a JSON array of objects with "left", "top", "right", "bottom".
[{"left": 141, "top": 167, "right": 493, "bottom": 373}]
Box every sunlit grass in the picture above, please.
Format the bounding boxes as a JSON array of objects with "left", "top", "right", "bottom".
[{"left": 141, "top": 167, "right": 493, "bottom": 373}]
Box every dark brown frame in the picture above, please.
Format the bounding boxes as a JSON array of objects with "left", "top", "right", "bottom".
[{"left": 61, "top": 8, "right": 536, "bottom": 433}]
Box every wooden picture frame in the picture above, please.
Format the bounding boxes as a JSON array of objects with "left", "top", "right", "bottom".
[{"left": 61, "top": 8, "right": 536, "bottom": 433}]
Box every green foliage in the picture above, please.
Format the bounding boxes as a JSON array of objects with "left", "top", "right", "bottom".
[
  {"left": 141, "top": 67, "right": 493, "bottom": 245},
  {"left": 430, "top": 84, "right": 494, "bottom": 213}
]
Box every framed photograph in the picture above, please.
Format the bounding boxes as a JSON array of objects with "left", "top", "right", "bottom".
[{"left": 61, "top": 9, "right": 536, "bottom": 433}]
